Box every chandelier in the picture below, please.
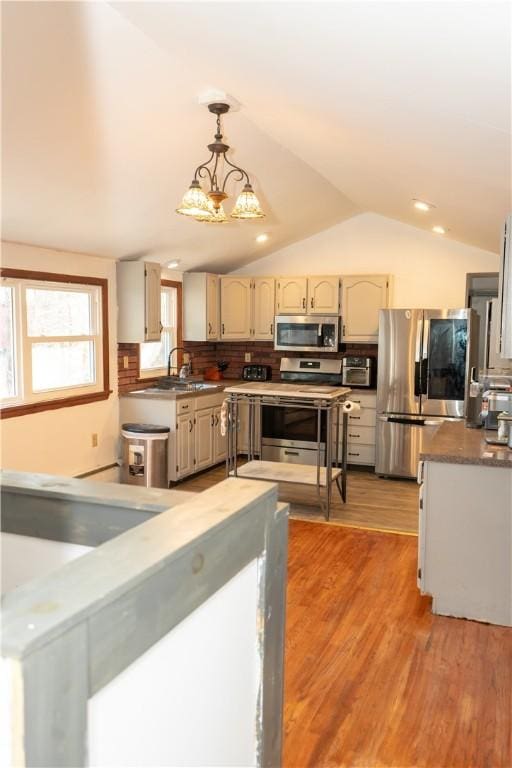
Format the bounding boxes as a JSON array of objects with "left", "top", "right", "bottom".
[{"left": 176, "top": 103, "right": 264, "bottom": 223}]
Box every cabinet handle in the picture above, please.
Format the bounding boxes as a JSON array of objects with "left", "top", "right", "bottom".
[
  {"left": 349, "top": 434, "right": 360, "bottom": 438},
  {"left": 302, "top": 297, "right": 306, "bottom": 309},
  {"left": 211, "top": 414, "right": 215, "bottom": 427},
  {"left": 349, "top": 415, "right": 361, "bottom": 420},
  {"left": 215, "top": 415, "right": 219, "bottom": 426},
  {"left": 208, "top": 322, "right": 212, "bottom": 334},
  {"left": 189, "top": 419, "right": 193, "bottom": 432},
  {"left": 284, "top": 450, "right": 300, "bottom": 456},
  {"left": 222, "top": 323, "right": 225, "bottom": 334},
  {"left": 270, "top": 323, "right": 273, "bottom": 335},
  {"left": 348, "top": 452, "right": 360, "bottom": 457},
  {"left": 159, "top": 322, "right": 163, "bottom": 333},
  {"left": 181, "top": 404, "right": 189, "bottom": 410},
  {"left": 343, "top": 324, "right": 346, "bottom": 336},
  {"left": 311, "top": 298, "right": 314, "bottom": 308}
]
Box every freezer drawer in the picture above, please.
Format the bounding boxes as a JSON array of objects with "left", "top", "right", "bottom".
[{"left": 375, "top": 415, "right": 449, "bottom": 479}]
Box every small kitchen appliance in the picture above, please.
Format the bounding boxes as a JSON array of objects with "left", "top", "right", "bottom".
[
  {"left": 342, "top": 356, "right": 374, "bottom": 388},
  {"left": 260, "top": 357, "right": 343, "bottom": 465},
  {"left": 242, "top": 364, "right": 272, "bottom": 381},
  {"left": 274, "top": 315, "right": 340, "bottom": 353}
]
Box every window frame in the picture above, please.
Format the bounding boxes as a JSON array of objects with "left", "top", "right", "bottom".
[
  {"left": 0, "top": 269, "right": 110, "bottom": 419},
  {"left": 138, "top": 280, "right": 183, "bottom": 380}
]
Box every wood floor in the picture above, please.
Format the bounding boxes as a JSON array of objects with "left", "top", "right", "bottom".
[
  {"left": 284, "top": 521, "right": 512, "bottom": 768},
  {"left": 179, "top": 465, "right": 512, "bottom": 766},
  {"left": 177, "top": 463, "right": 419, "bottom": 534}
]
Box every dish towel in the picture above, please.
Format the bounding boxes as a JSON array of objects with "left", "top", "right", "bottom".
[{"left": 220, "top": 399, "right": 229, "bottom": 437}]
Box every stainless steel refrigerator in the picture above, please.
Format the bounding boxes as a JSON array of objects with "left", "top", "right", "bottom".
[{"left": 376, "top": 308, "right": 479, "bottom": 478}]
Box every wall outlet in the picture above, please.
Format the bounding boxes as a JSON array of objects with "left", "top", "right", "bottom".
[
  {"left": 244, "top": 352, "right": 251, "bottom": 363},
  {"left": 123, "top": 356, "right": 129, "bottom": 369},
  {"left": 91, "top": 433, "right": 98, "bottom": 448}
]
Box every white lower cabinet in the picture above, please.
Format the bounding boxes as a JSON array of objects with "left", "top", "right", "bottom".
[
  {"left": 120, "top": 391, "right": 230, "bottom": 485},
  {"left": 176, "top": 412, "right": 195, "bottom": 478},
  {"left": 195, "top": 407, "right": 215, "bottom": 471},
  {"left": 339, "top": 391, "right": 377, "bottom": 466},
  {"left": 418, "top": 459, "right": 512, "bottom": 626}
]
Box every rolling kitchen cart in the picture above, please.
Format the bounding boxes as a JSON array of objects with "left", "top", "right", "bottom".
[{"left": 224, "top": 382, "right": 351, "bottom": 520}]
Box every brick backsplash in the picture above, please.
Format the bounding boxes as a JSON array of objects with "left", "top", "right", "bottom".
[{"left": 117, "top": 340, "right": 377, "bottom": 390}]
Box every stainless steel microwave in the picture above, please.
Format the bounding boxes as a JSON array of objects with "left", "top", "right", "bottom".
[{"left": 274, "top": 315, "right": 340, "bottom": 352}]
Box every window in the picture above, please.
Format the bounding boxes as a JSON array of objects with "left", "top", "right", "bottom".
[
  {"left": 0, "top": 270, "right": 109, "bottom": 417},
  {"left": 140, "top": 282, "right": 181, "bottom": 377}
]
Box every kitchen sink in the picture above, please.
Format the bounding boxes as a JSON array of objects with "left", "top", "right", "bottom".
[{"left": 130, "top": 382, "right": 220, "bottom": 394}]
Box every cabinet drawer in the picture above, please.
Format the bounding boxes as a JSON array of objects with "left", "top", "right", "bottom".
[
  {"left": 347, "top": 425, "right": 375, "bottom": 445},
  {"left": 195, "top": 391, "right": 226, "bottom": 411},
  {"left": 347, "top": 391, "right": 377, "bottom": 409},
  {"left": 177, "top": 398, "right": 195, "bottom": 415},
  {"left": 346, "top": 408, "right": 376, "bottom": 428},
  {"left": 347, "top": 444, "right": 375, "bottom": 465}
]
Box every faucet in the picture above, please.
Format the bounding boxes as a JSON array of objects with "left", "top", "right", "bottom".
[{"left": 167, "top": 347, "right": 193, "bottom": 378}]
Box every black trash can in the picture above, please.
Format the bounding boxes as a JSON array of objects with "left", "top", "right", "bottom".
[{"left": 121, "top": 423, "right": 170, "bottom": 488}]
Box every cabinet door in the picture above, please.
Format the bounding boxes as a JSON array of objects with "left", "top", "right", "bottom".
[
  {"left": 213, "top": 406, "right": 227, "bottom": 463},
  {"left": 341, "top": 275, "right": 389, "bottom": 342},
  {"left": 144, "top": 262, "right": 162, "bottom": 341},
  {"left": 308, "top": 276, "right": 340, "bottom": 314},
  {"left": 195, "top": 408, "right": 214, "bottom": 470},
  {"left": 253, "top": 278, "right": 275, "bottom": 340},
  {"left": 220, "top": 277, "right": 252, "bottom": 339},
  {"left": 177, "top": 413, "right": 195, "bottom": 478},
  {"left": 276, "top": 277, "right": 308, "bottom": 314},
  {"left": 206, "top": 274, "right": 219, "bottom": 340}
]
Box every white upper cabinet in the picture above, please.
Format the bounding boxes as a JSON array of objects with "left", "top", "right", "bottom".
[
  {"left": 276, "top": 278, "right": 308, "bottom": 314},
  {"left": 183, "top": 273, "right": 219, "bottom": 342},
  {"left": 341, "top": 275, "right": 389, "bottom": 342},
  {"left": 117, "top": 261, "right": 161, "bottom": 343},
  {"left": 206, "top": 274, "right": 220, "bottom": 340},
  {"left": 253, "top": 278, "right": 276, "bottom": 340},
  {"left": 276, "top": 276, "right": 339, "bottom": 315},
  {"left": 220, "top": 277, "right": 252, "bottom": 339},
  {"left": 308, "top": 276, "right": 340, "bottom": 315}
]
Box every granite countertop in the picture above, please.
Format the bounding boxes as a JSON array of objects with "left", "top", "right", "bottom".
[
  {"left": 223, "top": 381, "right": 352, "bottom": 401},
  {"left": 419, "top": 420, "right": 512, "bottom": 469}
]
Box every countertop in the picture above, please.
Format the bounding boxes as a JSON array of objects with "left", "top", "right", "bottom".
[
  {"left": 419, "top": 421, "right": 512, "bottom": 469},
  {"left": 120, "top": 379, "right": 246, "bottom": 400},
  {"left": 223, "top": 381, "right": 352, "bottom": 400}
]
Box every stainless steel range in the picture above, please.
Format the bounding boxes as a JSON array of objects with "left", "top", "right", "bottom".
[{"left": 261, "top": 357, "right": 342, "bottom": 465}]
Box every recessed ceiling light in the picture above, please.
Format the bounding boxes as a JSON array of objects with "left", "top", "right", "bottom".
[
  {"left": 432, "top": 225, "right": 447, "bottom": 235},
  {"left": 166, "top": 259, "right": 180, "bottom": 269},
  {"left": 256, "top": 233, "right": 268, "bottom": 243},
  {"left": 413, "top": 199, "right": 435, "bottom": 212}
]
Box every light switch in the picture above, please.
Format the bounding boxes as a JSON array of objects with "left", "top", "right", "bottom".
[{"left": 244, "top": 352, "right": 251, "bottom": 362}]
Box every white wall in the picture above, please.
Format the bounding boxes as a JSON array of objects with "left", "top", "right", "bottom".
[
  {"left": 235, "top": 213, "right": 500, "bottom": 308},
  {"left": 1, "top": 533, "right": 92, "bottom": 595},
  {"left": 1, "top": 241, "right": 119, "bottom": 475},
  {"left": 88, "top": 559, "right": 260, "bottom": 768}
]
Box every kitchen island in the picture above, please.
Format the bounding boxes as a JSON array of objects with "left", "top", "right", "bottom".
[
  {"left": 417, "top": 420, "right": 512, "bottom": 626},
  {"left": 224, "top": 381, "right": 352, "bottom": 520}
]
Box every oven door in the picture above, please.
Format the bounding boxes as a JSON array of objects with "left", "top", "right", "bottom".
[
  {"left": 274, "top": 316, "right": 339, "bottom": 352},
  {"left": 261, "top": 404, "right": 326, "bottom": 450}
]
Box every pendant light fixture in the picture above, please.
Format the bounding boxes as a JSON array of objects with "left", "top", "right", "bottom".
[{"left": 176, "top": 102, "right": 264, "bottom": 222}]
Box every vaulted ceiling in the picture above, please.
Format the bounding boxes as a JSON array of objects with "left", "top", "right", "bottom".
[{"left": 2, "top": 1, "right": 510, "bottom": 270}]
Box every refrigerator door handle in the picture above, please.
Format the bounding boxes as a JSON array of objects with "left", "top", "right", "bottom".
[
  {"left": 421, "top": 318, "right": 429, "bottom": 395},
  {"left": 414, "top": 319, "right": 423, "bottom": 397},
  {"left": 386, "top": 416, "right": 426, "bottom": 425}
]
